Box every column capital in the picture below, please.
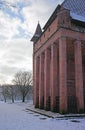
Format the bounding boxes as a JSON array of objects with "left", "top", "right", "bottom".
[
  {"left": 35, "top": 55, "right": 40, "bottom": 60},
  {"left": 51, "top": 43, "right": 57, "bottom": 48},
  {"left": 39, "top": 52, "right": 44, "bottom": 59},
  {"left": 59, "top": 36, "right": 67, "bottom": 41},
  {"left": 74, "top": 40, "right": 81, "bottom": 44}
]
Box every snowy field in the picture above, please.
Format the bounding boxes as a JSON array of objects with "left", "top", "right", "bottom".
[{"left": 0, "top": 101, "right": 85, "bottom": 130}]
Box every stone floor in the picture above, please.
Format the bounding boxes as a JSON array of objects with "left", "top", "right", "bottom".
[{"left": 26, "top": 104, "right": 85, "bottom": 119}]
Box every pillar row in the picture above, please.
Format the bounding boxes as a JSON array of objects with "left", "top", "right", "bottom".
[
  {"left": 74, "top": 40, "right": 84, "bottom": 112},
  {"left": 34, "top": 56, "right": 40, "bottom": 108},
  {"left": 59, "top": 37, "right": 67, "bottom": 112},
  {"left": 39, "top": 53, "right": 44, "bottom": 109},
  {"left": 50, "top": 43, "right": 58, "bottom": 111},
  {"left": 44, "top": 48, "right": 51, "bottom": 110}
]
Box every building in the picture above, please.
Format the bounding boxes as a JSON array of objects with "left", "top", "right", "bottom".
[{"left": 31, "top": 0, "right": 85, "bottom": 113}]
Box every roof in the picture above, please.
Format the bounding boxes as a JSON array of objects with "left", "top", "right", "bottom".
[
  {"left": 62, "top": 0, "right": 85, "bottom": 16},
  {"left": 43, "top": 0, "right": 85, "bottom": 30},
  {"left": 62, "top": 0, "right": 85, "bottom": 23},
  {"left": 31, "top": 22, "right": 42, "bottom": 42},
  {"left": 70, "top": 12, "right": 85, "bottom": 23},
  {"left": 31, "top": 0, "right": 85, "bottom": 43}
]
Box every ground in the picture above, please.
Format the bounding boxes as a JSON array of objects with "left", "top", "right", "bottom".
[{"left": 0, "top": 101, "right": 85, "bottom": 130}]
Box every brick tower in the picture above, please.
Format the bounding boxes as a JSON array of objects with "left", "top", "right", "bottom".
[{"left": 31, "top": 0, "right": 85, "bottom": 113}]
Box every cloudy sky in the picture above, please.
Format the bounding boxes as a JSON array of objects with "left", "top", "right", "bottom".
[{"left": 0, "top": 0, "right": 64, "bottom": 84}]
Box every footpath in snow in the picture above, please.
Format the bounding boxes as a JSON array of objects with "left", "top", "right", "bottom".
[{"left": 0, "top": 101, "right": 85, "bottom": 130}]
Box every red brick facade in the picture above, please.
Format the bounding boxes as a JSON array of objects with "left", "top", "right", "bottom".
[{"left": 31, "top": 2, "right": 85, "bottom": 113}]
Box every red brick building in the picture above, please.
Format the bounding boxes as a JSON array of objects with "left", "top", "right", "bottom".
[{"left": 31, "top": 0, "right": 85, "bottom": 113}]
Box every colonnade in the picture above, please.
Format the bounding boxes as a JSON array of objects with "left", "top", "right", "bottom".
[{"left": 33, "top": 37, "right": 85, "bottom": 113}]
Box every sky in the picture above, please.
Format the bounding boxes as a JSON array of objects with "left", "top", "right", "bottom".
[{"left": 0, "top": 0, "right": 64, "bottom": 84}]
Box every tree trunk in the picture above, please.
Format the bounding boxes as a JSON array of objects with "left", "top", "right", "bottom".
[
  {"left": 22, "top": 95, "right": 25, "bottom": 102},
  {"left": 4, "top": 97, "right": 6, "bottom": 103},
  {"left": 12, "top": 95, "right": 14, "bottom": 103}
]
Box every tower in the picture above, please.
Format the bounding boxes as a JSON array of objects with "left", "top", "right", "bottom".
[{"left": 31, "top": 22, "right": 42, "bottom": 43}]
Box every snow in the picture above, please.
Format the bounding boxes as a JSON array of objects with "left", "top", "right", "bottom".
[
  {"left": 70, "top": 12, "right": 85, "bottom": 22},
  {"left": 0, "top": 101, "right": 85, "bottom": 130}
]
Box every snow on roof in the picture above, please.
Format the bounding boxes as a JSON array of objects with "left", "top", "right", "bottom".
[
  {"left": 70, "top": 12, "right": 85, "bottom": 22},
  {"left": 62, "top": 0, "right": 85, "bottom": 17}
]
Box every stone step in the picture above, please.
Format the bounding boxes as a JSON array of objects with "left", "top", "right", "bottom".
[{"left": 26, "top": 104, "right": 85, "bottom": 119}]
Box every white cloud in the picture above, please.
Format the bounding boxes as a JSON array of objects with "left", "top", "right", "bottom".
[
  {"left": 0, "top": 0, "right": 64, "bottom": 38},
  {"left": 21, "top": 0, "right": 56, "bottom": 33},
  {"left": 4, "top": 0, "right": 21, "bottom": 4},
  {"left": 0, "top": 0, "right": 64, "bottom": 84},
  {"left": 21, "top": 0, "right": 64, "bottom": 35},
  {"left": 0, "top": 38, "right": 33, "bottom": 84},
  {"left": 0, "top": 11, "right": 21, "bottom": 39}
]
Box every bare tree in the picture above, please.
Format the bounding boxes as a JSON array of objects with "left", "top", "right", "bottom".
[
  {"left": 2, "top": 85, "right": 11, "bottom": 102},
  {"left": 13, "top": 71, "right": 33, "bottom": 102},
  {"left": 9, "top": 85, "right": 15, "bottom": 103},
  {"left": 1, "top": 84, "right": 18, "bottom": 103}
]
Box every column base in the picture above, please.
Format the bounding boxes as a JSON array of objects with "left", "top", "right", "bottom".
[
  {"left": 35, "top": 104, "right": 39, "bottom": 108},
  {"left": 39, "top": 97, "right": 44, "bottom": 109},
  {"left": 51, "top": 96, "right": 59, "bottom": 112},
  {"left": 35, "top": 97, "right": 39, "bottom": 108},
  {"left": 44, "top": 96, "right": 51, "bottom": 111}
]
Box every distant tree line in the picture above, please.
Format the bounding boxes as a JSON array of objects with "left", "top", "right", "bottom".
[{"left": 0, "top": 71, "right": 33, "bottom": 103}]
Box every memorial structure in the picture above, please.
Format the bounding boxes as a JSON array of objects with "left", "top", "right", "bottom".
[{"left": 31, "top": 0, "right": 85, "bottom": 113}]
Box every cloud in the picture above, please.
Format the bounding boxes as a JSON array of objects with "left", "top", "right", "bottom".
[
  {"left": 21, "top": 0, "right": 64, "bottom": 34},
  {"left": 0, "top": 0, "right": 64, "bottom": 39},
  {"left": 0, "top": 0, "right": 64, "bottom": 84},
  {"left": 21, "top": 0, "right": 56, "bottom": 33},
  {"left": 0, "top": 38, "right": 33, "bottom": 84},
  {"left": 0, "top": 11, "right": 21, "bottom": 39}
]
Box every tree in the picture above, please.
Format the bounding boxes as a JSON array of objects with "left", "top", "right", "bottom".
[
  {"left": 13, "top": 71, "right": 33, "bottom": 102},
  {"left": 2, "top": 85, "right": 10, "bottom": 102},
  {"left": 9, "top": 85, "right": 15, "bottom": 103},
  {"left": 1, "top": 84, "right": 15, "bottom": 103}
]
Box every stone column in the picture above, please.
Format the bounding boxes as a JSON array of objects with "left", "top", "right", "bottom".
[
  {"left": 33, "top": 55, "right": 35, "bottom": 105},
  {"left": 34, "top": 56, "right": 40, "bottom": 108},
  {"left": 74, "top": 40, "right": 84, "bottom": 112},
  {"left": 39, "top": 53, "right": 44, "bottom": 109},
  {"left": 59, "top": 37, "right": 67, "bottom": 112},
  {"left": 50, "top": 43, "right": 58, "bottom": 112},
  {"left": 44, "top": 48, "right": 51, "bottom": 110}
]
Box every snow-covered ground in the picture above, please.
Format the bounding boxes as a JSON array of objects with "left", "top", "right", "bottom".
[{"left": 0, "top": 101, "right": 85, "bottom": 130}]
